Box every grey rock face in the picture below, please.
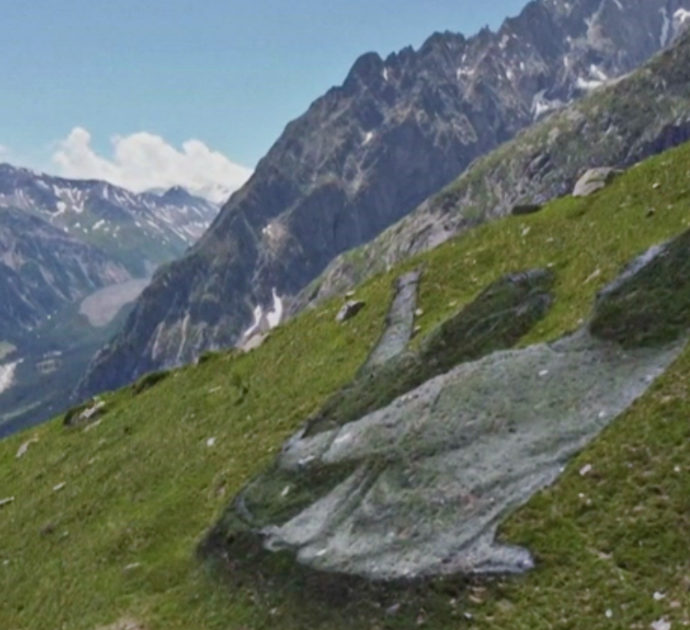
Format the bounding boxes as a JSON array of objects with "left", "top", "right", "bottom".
[
  {"left": 302, "top": 29, "right": 690, "bottom": 307},
  {"left": 572, "top": 167, "right": 620, "bottom": 197},
  {"left": 260, "top": 332, "right": 681, "bottom": 579},
  {"left": 206, "top": 230, "right": 690, "bottom": 582},
  {"left": 77, "top": 0, "right": 690, "bottom": 398},
  {"left": 363, "top": 271, "right": 420, "bottom": 369}
]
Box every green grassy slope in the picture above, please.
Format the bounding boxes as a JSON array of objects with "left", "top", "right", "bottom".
[{"left": 1, "top": 142, "right": 690, "bottom": 629}]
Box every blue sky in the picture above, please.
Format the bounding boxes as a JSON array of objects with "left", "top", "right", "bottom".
[{"left": 0, "top": 0, "right": 527, "bottom": 199}]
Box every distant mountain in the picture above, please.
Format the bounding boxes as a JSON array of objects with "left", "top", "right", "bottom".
[
  {"left": 0, "top": 165, "right": 219, "bottom": 277},
  {"left": 0, "top": 167, "right": 219, "bottom": 434},
  {"left": 77, "top": 0, "right": 690, "bottom": 398},
  {"left": 0, "top": 207, "right": 130, "bottom": 340}
]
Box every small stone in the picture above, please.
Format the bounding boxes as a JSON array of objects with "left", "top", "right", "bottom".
[
  {"left": 0, "top": 497, "right": 15, "bottom": 508},
  {"left": 579, "top": 464, "right": 593, "bottom": 476},
  {"left": 345, "top": 290, "right": 356, "bottom": 299},
  {"left": 521, "top": 226, "right": 531, "bottom": 237},
  {"left": 415, "top": 308, "right": 424, "bottom": 317},
  {"left": 40, "top": 522, "right": 56, "bottom": 536},
  {"left": 206, "top": 437, "right": 216, "bottom": 448},
  {"left": 95, "top": 617, "right": 147, "bottom": 630},
  {"left": 16, "top": 437, "right": 38, "bottom": 459},
  {"left": 605, "top": 609, "right": 613, "bottom": 619},
  {"left": 53, "top": 482, "right": 66, "bottom": 492},
  {"left": 653, "top": 592, "right": 666, "bottom": 601},
  {"left": 647, "top": 207, "right": 657, "bottom": 218},
  {"left": 124, "top": 563, "right": 141, "bottom": 572},
  {"left": 336, "top": 300, "right": 365, "bottom": 323},
  {"left": 584, "top": 268, "right": 601, "bottom": 284},
  {"left": 653, "top": 182, "right": 661, "bottom": 189},
  {"left": 385, "top": 603, "right": 401, "bottom": 616},
  {"left": 651, "top": 618, "right": 671, "bottom": 630}
]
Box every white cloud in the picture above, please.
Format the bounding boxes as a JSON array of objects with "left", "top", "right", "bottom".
[
  {"left": 52, "top": 127, "right": 252, "bottom": 204},
  {"left": 0, "top": 144, "right": 9, "bottom": 157}
]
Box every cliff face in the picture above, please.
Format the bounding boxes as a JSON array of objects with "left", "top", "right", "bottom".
[
  {"left": 297, "top": 28, "right": 690, "bottom": 308},
  {"left": 77, "top": 0, "right": 690, "bottom": 398}
]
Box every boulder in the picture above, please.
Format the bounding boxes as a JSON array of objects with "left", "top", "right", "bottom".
[
  {"left": 572, "top": 167, "right": 620, "bottom": 197},
  {"left": 335, "top": 300, "right": 365, "bottom": 323}
]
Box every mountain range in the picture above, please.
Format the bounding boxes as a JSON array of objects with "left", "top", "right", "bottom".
[
  {"left": 0, "top": 164, "right": 218, "bottom": 276},
  {"left": 0, "top": 167, "right": 218, "bottom": 435},
  {"left": 76, "top": 0, "right": 690, "bottom": 399},
  {"left": 298, "top": 18, "right": 690, "bottom": 307}
]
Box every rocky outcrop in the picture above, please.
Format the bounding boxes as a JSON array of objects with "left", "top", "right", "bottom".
[
  {"left": 203, "top": 229, "right": 690, "bottom": 582},
  {"left": 300, "top": 28, "right": 690, "bottom": 308},
  {"left": 572, "top": 167, "right": 620, "bottom": 197},
  {"left": 77, "top": 0, "right": 690, "bottom": 399}
]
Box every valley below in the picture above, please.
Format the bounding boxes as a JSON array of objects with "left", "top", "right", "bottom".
[{"left": 0, "top": 278, "right": 147, "bottom": 438}]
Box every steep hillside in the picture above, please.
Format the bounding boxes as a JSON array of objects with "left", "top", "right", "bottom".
[
  {"left": 1, "top": 140, "right": 689, "bottom": 630},
  {"left": 0, "top": 165, "right": 219, "bottom": 277},
  {"left": 77, "top": 0, "right": 690, "bottom": 398},
  {"left": 299, "top": 26, "right": 690, "bottom": 307}
]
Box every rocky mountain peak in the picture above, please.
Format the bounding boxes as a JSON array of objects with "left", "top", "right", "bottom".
[{"left": 76, "top": 0, "right": 690, "bottom": 399}]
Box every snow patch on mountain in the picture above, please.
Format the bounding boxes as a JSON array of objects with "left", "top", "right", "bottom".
[
  {"left": 0, "top": 360, "right": 22, "bottom": 396},
  {"left": 267, "top": 289, "right": 284, "bottom": 329},
  {"left": 661, "top": 8, "right": 671, "bottom": 46},
  {"left": 240, "top": 289, "right": 284, "bottom": 340},
  {"left": 675, "top": 8, "right": 690, "bottom": 27},
  {"left": 532, "top": 91, "right": 564, "bottom": 119}
]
